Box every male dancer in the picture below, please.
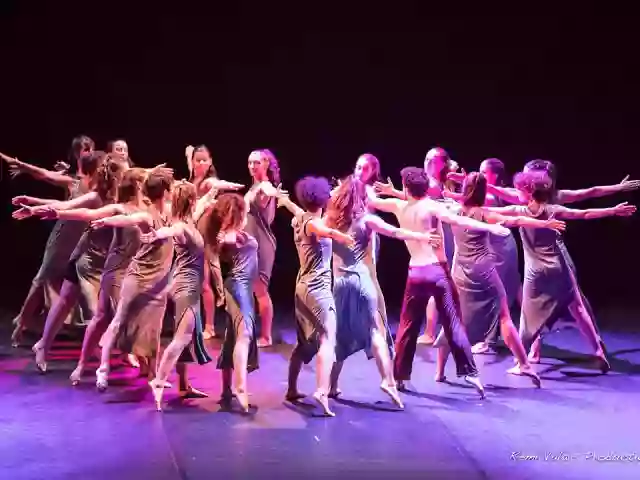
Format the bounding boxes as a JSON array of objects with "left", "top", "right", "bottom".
[{"left": 369, "top": 167, "right": 510, "bottom": 398}]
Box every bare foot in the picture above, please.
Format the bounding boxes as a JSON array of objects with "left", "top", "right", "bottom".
[
  {"left": 507, "top": 364, "right": 541, "bottom": 388},
  {"left": 380, "top": 382, "right": 404, "bottom": 409},
  {"left": 328, "top": 388, "right": 342, "bottom": 399},
  {"left": 70, "top": 365, "right": 84, "bottom": 386},
  {"left": 203, "top": 329, "right": 214, "bottom": 340},
  {"left": 471, "top": 342, "right": 491, "bottom": 355},
  {"left": 528, "top": 338, "right": 541, "bottom": 363},
  {"left": 149, "top": 380, "right": 164, "bottom": 411},
  {"left": 180, "top": 386, "right": 208, "bottom": 399},
  {"left": 417, "top": 334, "right": 435, "bottom": 346},
  {"left": 285, "top": 390, "right": 306, "bottom": 402},
  {"left": 11, "top": 325, "right": 23, "bottom": 348},
  {"left": 236, "top": 390, "right": 250, "bottom": 413},
  {"left": 257, "top": 337, "right": 273, "bottom": 348},
  {"left": 96, "top": 368, "right": 108, "bottom": 392},
  {"left": 312, "top": 391, "right": 335, "bottom": 417},
  {"left": 464, "top": 375, "right": 485, "bottom": 399},
  {"left": 126, "top": 354, "right": 140, "bottom": 368},
  {"left": 434, "top": 374, "right": 446, "bottom": 383},
  {"left": 32, "top": 342, "right": 47, "bottom": 373}
]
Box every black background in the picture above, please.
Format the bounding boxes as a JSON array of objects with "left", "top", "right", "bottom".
[{"left": 1, "top": 3, "right": 638, "bottom": 321}]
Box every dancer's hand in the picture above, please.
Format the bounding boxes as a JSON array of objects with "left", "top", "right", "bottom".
[
  {"left": 446, "top": 170, "right": 466, "bottom": 183},
  {"left": 613, "top": 202, "right": 636, "bottom": 216},
  {"left": 425, "top": 229, "right": 442, "bottom": 248},
  {"left": 53, "top": 161, "right": 71, "bottom": 173},
  {"left": 32, "top": 205, "right": 58, "bottom": 220},
  {"left": 210, "top": 178, "right": 244, "bottom": 191},
  {"left": 150, "top": 163, "right": 174, "bottom": 178},
  {"left": 544, "top": 217, "right": 566, "bottom": 233},
  {"left": 488, "top": 223, "right": 510, "bottom": 236},
  {"left": 91, "top": 218, "right": 108, "bottom": 229},
  {"left": 618, "top": 175, "right": 640, "bottom": 192},
  {"left": 12, "top": 205, "right": 34, "bottom": 220},
  {"left": 260, "top": 181, "right": 285, "bottom": 197},
  {"left": 217, "top": 230, "right": 238, "bottom": 245},
  {"left": 0, "top": 152, "right": 23, "bottom": 178},
  {"left": 373, "top": 177, "right": 395, "bottom": 196},
  {"left": 139, "top": 228, "right": 159, "bottom": 244},
  {"left": 12, "top": 195, "right": 34, "bottom": 206}
]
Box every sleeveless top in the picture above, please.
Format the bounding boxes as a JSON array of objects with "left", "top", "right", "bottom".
[
  {"left": 172, "top": 223, "right": 205, "bottom": 298},
  {"left": 517, "top": 204, "right": 563, "bottom": 268},
  {"left": 332, "top": 217, "right": 370, "bottom": 274},
  {"left": 127, "top": 207, "right": 173, "bottom": 283},
  {"left": 293, "top": 213, "right": 332, "bottom": 289},
  {"left": 222, "top": 233, "right": 259, "bottom": 285},
  {"left": 69, "top": 194, "right": 112, "bottom": 265},
  {"left": 103, "top": 204, "right": 142, "bottom": 279},
  {"left": 451, "top": 207, "right": 493, "bottom": 265},
  {"left": 44, "top": 178, "right": 89, "bottom": 255},
  {"left": 245, "top": 184, "right": 276, "bottom": 247}
]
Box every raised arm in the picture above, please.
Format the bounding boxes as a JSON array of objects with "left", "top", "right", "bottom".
[
  {"left": 373, "top": 177, "right": 407, "bottom": 200},
  {"left": 550, "top": 202, "right": 636, "bottom": 220},
  {"left": 91, "top": 211, "right": 154, "bottom": 230},
  {"left": 1, "top": 152, "right": 75, "bottom": 189},
  {"left": 557, "top": 176, "right": 640, "bottom": 204},
  {"left": 276, "top": 194, "right": 305, "bottom": 217},
  {"left": 306, "top": 217, "right": 354, "bottom": 245},
  {"left": 194, "top": 187, "right": 218, "bottom": 222},
  {"left": 366, "top": 185, "right": 405, "bottom": 214},
  {"left": 481, "top": 209, "right": 565, "bottom": 232},
  {"left": 363, "top": 214, "right": 435, "bottom": 243}
]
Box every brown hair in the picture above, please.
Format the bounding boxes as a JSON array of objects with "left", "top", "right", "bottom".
[
  {"left": 325, "top": 175, "right": 366, "bottom": 232},
  {"left": 204, "top": 193, "right": 247, "bottom": 253},
  {"left": 171, "top": 180, "right": 197, "bottom": 220},
  {"left": 117, "top": 168, "right": 146, "bottom": 203},
  {"left": 92, "top": 152, "right": 124, "bottom": 202},
  {"left": 460, "top": 172, "right": 488, "bottom": 207}
]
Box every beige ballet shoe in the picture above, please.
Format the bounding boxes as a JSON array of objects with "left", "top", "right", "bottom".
[
  {"left": 507, "top": 364, "right": 541, "bottom": 388},
  {"left": 464, "top": 375, "right": 485, "bottom": 399},
  {"left": 312, "top": 391, "right": 335, "bottom": 417},
  {"left": 380, "top": 382, "right": 404, "bottom": 409},
  {"left": 32, "top": 342, "right": 47, "bottom": 373}
]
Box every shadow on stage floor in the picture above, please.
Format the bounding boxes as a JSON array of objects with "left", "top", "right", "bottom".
[{"left": 1, "top": 308, "right": 640, "bottom": 480}]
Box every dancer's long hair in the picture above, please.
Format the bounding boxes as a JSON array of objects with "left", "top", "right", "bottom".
[
  {"left": 69, "top": 135, "right": 95, "bottom": 164},
  {"left": 325, "top": 175, "right": 367, "bottom": 232},
  {"left": 117, "top": 169, "right": 146, "bottom": 203},
  {"left": 251, "top": 149, "right": 281, "bottom": 186},
  {"left": 482, "top": 158, "right": 507, "bottom": 186},
  {"left": 171, "top": 181, "right": 197, "bottom": 221},
  {"left": 204, "top": 193, "right": 247, "bottom": 253},
  {"left": 461, "top": 172, "right": 488, "bottom": 207},
  {"left": 188, "top": 144, "right": 217, "bottom": 183},
  {"left": 95, "top": 154, "right": 126, "bottom": 203},
  {"left": 358, "top": 153, "right": 382, "bottom": 185}
]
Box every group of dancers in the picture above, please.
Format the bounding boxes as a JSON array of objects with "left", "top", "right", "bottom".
[{"left": 2, "top": 136, "right": 638, "bottom": 417}]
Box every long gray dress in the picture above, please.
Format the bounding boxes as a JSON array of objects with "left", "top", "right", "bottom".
[
  {"left": 245, "top": 184, "right": 277, "bottom": 287},
  {"left": 172, "top": 224, "right": 211, "bottom": 365},
  {"left": 292, "top": 213, "right": 336, "bottom": 363},
  {"left": 333, "top": 216, "right": 394, "bottom": 362},
  {"left": 114, "top": 208, "right": 174, "bottom": 358},
  {"left": 517, "top": 203, "right": 589, "bottom": 351},
  {"left": 216, "top": 233, "right": 260, "bottom": 372},
  {"left": 450, "top": 208, "right": 508, "bottom": 344}
]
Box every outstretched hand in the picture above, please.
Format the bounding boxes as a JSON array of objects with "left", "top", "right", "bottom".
[
  {"left": 619, "top": 175, "right": 640, "bottom": 192},
  {"left": 614, "top": 202, "right": 637, "bottom": 216},
  {"left": 91, "top": 218, "right": 108, "bottom": 229},
  {"left": 260, "top": 181, "right": 287, "bottom": 197},
  {"left": 446, "top": 170, "right": 466, "bottom": 184},
  {"left": 150, "top": 163, "right": 174, "bottom": 178},
  {"left": 217, "top": 230, "right": 238, "bottom": 245},
  {"left": 139, "top": 228, "right": 159, "bottom": 244},
  {"left": 54, "top": 161, "right": 71, "bottom": 173},
  {"left": 373, "top": 177, "right": 395, "bottom": 196},
  {"left": 12, "top": 205, "right": 33, "bottom": 220},
  {"left": 424, "top": 229, "right": 442, "bottom": 248},
  {"left": 545, "top": 217, "right": 566, "bottom": 233}
]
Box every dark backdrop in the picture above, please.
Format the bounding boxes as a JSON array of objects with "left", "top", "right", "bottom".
[{"left": 1, "top": 4, "right": 638, "bottom": 320}]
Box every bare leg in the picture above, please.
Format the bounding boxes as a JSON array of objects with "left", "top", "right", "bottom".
[
  {"left": 233, "top": 324, "right": 251, "bottom": 412},
  {"left": 435, "top": 344, "right": 449, "bottom": 382},
  {"left": 568, "top": 298, "right": 609, "bottom": 372},
  {"left": 254, "top": 281, "right": 273, "bottom": 347},
  {"left": 70, "top": 311, "right": 110, "bottom": 385},
  {"left": 312, "top": 331, "right": 336, "bottom": 416},
  {"left": 371, "top": 328, "right": 403, "bottom": 408},
  {"left": 286, "top": 347, "right": 305, "bottom": 401},
  {"left": 33, "top": 280, "right": 80, "bottom": 372},
  {"left": 417, "top": 298, "right": 437, "bottom": 345},
  {"left": 12, "top": 282, "right": 46, "bottom": 346},
  {"left": 202, "top": 267, "right": 216, "bottom": 339},
  {"left": 329, "top": 361, "right": 344, "bottom": 398},
  {"left": 498, "top": 301, "right": 540, "bottom": 387}
]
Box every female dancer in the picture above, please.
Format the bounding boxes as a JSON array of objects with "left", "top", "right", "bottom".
[
  {"left": 246, "top": 149, "right": 280, "bottom": 347},
  {"left": 373, "top": 147, "right": 459, "bottom": 345},
  {"left": 204, "top": 193, "right": 260, "bottom": 413},
  {"left": 434, "top": 172, "right": 565, "bottom": 385},
  {"left": 146, "top": 180, "right": 212, "bottom": 410},
  {"left": 275, "top": 176, "right": 353, "bottom": 416},
  {"left": 185, "top": 144, "right": 244, "bottom": 339},
  {"left": 325, "top": 176, "right": 440, "bottom": 409},
  {"left": 41, "top": 168, "right": 148, "bottom": 384},
  {"left": 487, "top": 170, "right": 635, "bottom": 370},
  {"left": 92, "top": 169, "right": 175, "bottom": 390},
  {"left": 107, "top": 139, "right": 134, "bottom": 168},
  {"left": 4, "top": 136, "right": 95, "bottom": 344}
]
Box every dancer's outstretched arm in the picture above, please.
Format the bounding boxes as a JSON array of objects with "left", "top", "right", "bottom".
[
  {"left": 48, "top": 203, "right": 127, "bottom": 222},
  {"left": 91, "top": 211, "right": 154, "bottom": 230},
  {"left": 480, "top": 208, "right": 566, "bottom": 232},
  {"left": 366, "top": 186, "right": 406, "bottom": 213},
  {"left": 12, "top": 191, "right": 100, "bottom": 219},
  {"left": 428, "top": 202, "right": 510, "bottom": 236},
  {"left": 139, "top": 222, "right": 187, "bottom": 244},
  {"left": 550, "top": 202, "right": 636, "bottom": 220},
  {"left": 373, "top": 177, "right": 407, "bottom": 200},
  {"left": 275, "top": 194, "right": 304, "bottom": 217},
  {"left": 1, "top": 152, "right": 75, "bottom": 189},
  {"left": 363, "top": 213, "right": 439, "bottom": 244},
  {"left": 558, "top": 176, "right": 640, "bottom": 203}
]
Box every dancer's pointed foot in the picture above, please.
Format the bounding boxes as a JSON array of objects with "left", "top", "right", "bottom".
[
  {"left": 471, "top": 342, "right": 492, "bottom": 355},
  {"left": 70, "top": 365, "right": 84, "bottom": 386},
  {"left": 235, "top": 390, "right": 250, "bottom": 413},
  {"left": 312, "top": 391, "right": 335, "bottom": 417},
  {"left": 507, "top": 364, "right": 541, "bottom": 388},
  {"left": 96, "top": 367, "right": 108, "bottom": 392},
  {"left": 180, "top": 386, "right": 208, "bottom": 399},
  {"left": 32, "top": 342, "right": 47, "bottom": 373},
  {"left": 149, "top": 380, "right": 164, "bottom": 411},
  {"left": 434, "top": 373, "right": 446, "bottom": 383},
  {"left": 126, "top": 354, "right": 140, "bottom": 368},
  {"left": 380, "top": 382, "right": 404, "bottom": 409},
  {"left": 328, "top": 388, "right": 342, "bottom": 399},
  {"left": 596, "top": 354, "right": 611, "bottom": 374},
  {"left": 417, "top": 334, "right": 435, "bottom": 346},
  {"left": 528, "top": 338, "right": 542, "bottom": 363},
  {"left": 285, "top": 390, "right": 306, "bottom": 402},
  {"left": 464, "top": 375, "right": 485, "bottom": 399},
  {"left": 257, "top": 337, "right": 273, "bottom": 348},
  {"left": 11, "top": 324, "right": 24, "bottom": 348}
]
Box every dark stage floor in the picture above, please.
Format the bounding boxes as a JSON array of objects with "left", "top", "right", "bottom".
[{"left": 1, "top": 309, "right": 640, "bottom": 480}]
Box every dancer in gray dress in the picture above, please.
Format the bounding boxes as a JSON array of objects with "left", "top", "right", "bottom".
[
  {"left": 11, "top": 152, "right": 123, "bottom": 372},
  {"left": 325, "top": 176, "right": 441, "bottom": 410},
  {"left": 3, "top": 136, "right": 95, "bottom": 345},
  {"left": 93, "top": 169, "right": 175, "bottom": 391},
  {"left": 489, "top": 171, "right": 636, "bottom": 371},
  {"left": 276, "top": 176, "right": 353, "bottom": 416},
  {"left": 246, "top": 149, "right": 280, "bottom": 347},
  {"left": 146, "top": 181, "right": 212, "bottom": 410},
  {"left": 204, "top": 193, "right": 260, "bottom": 413},
  {"left": 434, "top": 172, "right": 565, "bottom": 385}
]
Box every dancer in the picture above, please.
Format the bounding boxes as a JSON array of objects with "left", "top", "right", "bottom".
[
  {"left": 275, "top": 176, "right": 353, "bottom": 416},
  {"left": 368, "top": 167, "right": 505, "bottom": 396},
  {"left": 92, "top": 169, "right": 175, "bottom": 390},
  {"left": 374, "top": 147, "right": 459, "bottom": 345},
  {"left": 146, "top": 181, "right": 212, "bottom": 411},
  {"left": 487, "top": 170, "right": 636, "bottom": 371},
  {"left": 185, "top": 144, "right": 244, "bottom": 339},
  {"left": 4, "top": 136, "right": 95, "bottom": 344},
  {"left": 107, "top": 139, "right": 134, "bottom": 167},
  {"left": 246, "top": 149, "right": 280, "bottom": 347},
  {"left": 433, "top": 172, "right": 565, "bottom": 386},
  {"left": 325, "top": 175, "right": 445, "bottom": 409},
  {"left": 12, "top": 153, "right": 124, "bottom": 372},
  {"left": 204, "top": 193, "right": 261, "bottom": 413}
]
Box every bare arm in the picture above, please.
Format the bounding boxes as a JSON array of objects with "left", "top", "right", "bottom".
[
  {"left": 139, "top": 223, "right": 186, "bottom": 244},
  {"left": 91, "top": 211, "right": 153, "bottom": 230},
  {"left": 306, "top": 217, "right": 354, "bottom": 245},
  {"left": 38, "top": 191, "right": 99, "bottom": 211},
  {"left": 558, "top": 176, "right": 640, "bottom": 204},
  {"left": 486, "top": 184, "right": 523, "bottom": 205},
  {"left": 1, "top": 152, "right": 75, "bottom": 188},
  {"left": 366, "top": 186, "right": 405, "bottom": 214},
  {"left": 550, "top": 203, "right": 636, "bottom": 220},
  {"left": 363, "top": 214, "right": 432, "bottom": 242},
  {"left": 482, "top": 209, "right": 565, "bottom": 232},
  {"left": 276, "top": 195, "right": 305, "bottom": 217},
  {"left": 433, "top": 204, "right": 510, "bottom": 236},
  {"left": 483, "top": 205, "right": 525, "bottom": 217},
  {"left": 54, "top": 203, "right": 126, "bottom": 222}
]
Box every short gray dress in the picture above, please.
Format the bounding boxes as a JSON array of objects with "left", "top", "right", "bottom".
[{"left": 292, "top": 213, "right": 336, "bottom": 363}]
